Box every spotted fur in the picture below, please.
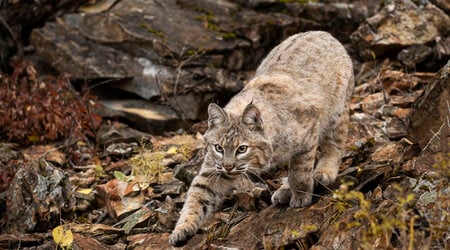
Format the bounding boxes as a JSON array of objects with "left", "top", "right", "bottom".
[{"left": 169, "top": 31, "right": 354, "bottom": 246}]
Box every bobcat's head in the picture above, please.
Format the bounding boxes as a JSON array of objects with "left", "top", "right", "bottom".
[{"left": 203, "top": 103, "right": 273, "bottom": 176}]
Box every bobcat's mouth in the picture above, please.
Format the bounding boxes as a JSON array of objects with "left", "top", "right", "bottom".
[{"left": 215, "top": 164, "right": 247, "bottom": 176}]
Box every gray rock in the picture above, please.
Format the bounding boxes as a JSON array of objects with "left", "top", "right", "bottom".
[
  {"left": 29, "top": 0, "right": 372, "bottom": 127},
  {"left": 351, "top": 0, "right": 450, "bottom": 60},
  {"left": 435, "top": 36, "right": 450, "bottom": 60},
  {"left": 397, "top": 45, "right": 433, "bottom": 68},
  {"left": 31, "top": 21, "right": 142, "bottom": 79},
  {"left": 6, "top": 160, "right": 75, "bottom": 233}
]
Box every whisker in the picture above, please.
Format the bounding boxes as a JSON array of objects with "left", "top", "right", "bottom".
[
  {"left": 247, "top": 166, "right": 271, "bottom": 176},
  {"left": 243, "top": 173, "right": 255, "bottom": 185},
  {"left": 246, "top": 169, "right": 267, "bottom": 184}
]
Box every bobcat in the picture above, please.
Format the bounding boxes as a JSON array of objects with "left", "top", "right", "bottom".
[{"left": 169, "top": 31, "right": 354, "bottom": 246}]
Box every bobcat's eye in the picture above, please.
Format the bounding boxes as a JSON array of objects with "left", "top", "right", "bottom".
[
  {"left": 214, "top": 144, "right": 224, "bottom": 153},
  {"left": 236, "top": 145, "right": 248, "bottom": 154}
]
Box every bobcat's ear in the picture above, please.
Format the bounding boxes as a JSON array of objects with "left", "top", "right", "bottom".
[
  {"left": 208, "top": 103, "right": 228, "bottom": 128},
  {"left": 241, "top": 103, "right": 263, "bottom": 130}
]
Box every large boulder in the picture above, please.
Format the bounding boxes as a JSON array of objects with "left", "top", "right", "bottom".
[
  {"left": 407, "top": 60, "right": 450, "bottom": 155},
  {"left": 29, "top": 0, "right": 372, "bottom": 131},
  {"left": 351, "top": 0, "right": 450, "bottom": 62}
]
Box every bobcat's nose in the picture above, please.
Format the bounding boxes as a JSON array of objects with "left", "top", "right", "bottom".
[{"left": 223, "top": 164, "right": 234, "bottom": 172}]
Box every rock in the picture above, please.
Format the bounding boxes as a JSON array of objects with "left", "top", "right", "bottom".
[
  {"left": 168, "top": 92, "right": 211, "bottom": 121},
  {"left": 0, "top": 0, "right": 86, "bottom": 65},
  {"left": 116, "top": 205, "right": 157, "bottom": 234},
  {"left": 348, "top": 117, "right": 388, "bottom": 145},
  {"left": 412, "top": 176, "right": 449, "bottom": 224},
  {"left": 402, "top": 153, "right": 447, "bottom": 176},
  {"left": 371, "top": 142, "right": 405, "bottom": 164},
  {"left": 155, "top": 197, "right": 179, "bottom": 231},
  {"left": 28, "top": 0, "right": 375, "bottom": 129},
  {"left": 70, "top": 168, "right": 97, "bottom": 188},
  {"left": 378, "top": 68, "right": 419, "bottom": 94},
  {"left": 31, "top": 21, "right": 143, "bottom": 79},
  {"left": 99, "top": 100, "right": 182, "bottom": 134},
  {"left": 360, "top": 92, "right": 387, "bottom": 114},
  {"left": 279, "top": 0, "right": 372, "bottom": 42},
  {"left": 152, "top": 179, "right": 186, "bottom": 199},
  {"left": 0, "top": 143, "right": 22, "bottom": 193},
  {"left": 215, "top": 198, "right": 338, "bottom": 249},
  {"left": 104, "top": 142, "right": 139, "bottom": 159},
  {"left": 393, "top": 108, "right": 411, "bottom": 120},
  {"left": 74, "top": 186, "right": 96, "bottom": 212},
  {"left": 96, "top": 122, "right": 152, "bottom": 151},
  {"left": 397, "top": 45, "right": 433, "bottom": 68},
  {"left": 0, "top": 233, "right": 55, "bottom": 249},
  {"left": 435, "top": 36, "right": 450, "bottom": 60},
  {"left": 6, "top": 159, "right": 75, "bottom": 232},
  {"left": 389, "top": 92, "right": 422, "bottom": 108},
  {"left": 217, "top": 188, "right": 411, "bottom": 250},
  {"left": 127, "top": 233, "right": 172, "bottom": 250},
  {"left": 431, "top": 0, "right": 450, "bottom": 15},
  {"left": 70, "top": 223, "right": 123, "bottom": 235},
  {"left": 385, "top": 117, "right": 408, "bottom": 140},
  {"left": 77, "top": 0, "right": 119, "bottom": 13},
  {"left": 407, "top": 60, "right": 450, "bottom": 155},
  {"left": 375, "top": 105, "right": 411, "bottom": 121},
  {"left": 351, "top": 0, "right": 450, "bottom": 60},
  {"left": 73, "top": 233, "right": 116, "bottom": 250},
  {"left": 173, "top": 148, "right": 205, "bottom": 185},
  {"left": 95, "top": 179, "right": 145, "bottom": 221},
  {"left": 108, "top": 75, "right": 162, "bottom": 101}
]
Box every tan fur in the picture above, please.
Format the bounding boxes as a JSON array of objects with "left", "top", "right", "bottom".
[{"left": 169, "top": 31, "right": 354, "bottom": 246}]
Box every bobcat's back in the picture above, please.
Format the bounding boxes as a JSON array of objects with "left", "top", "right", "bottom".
[{"left": 225, "top": 31, "right": 354, "bottom": 165}]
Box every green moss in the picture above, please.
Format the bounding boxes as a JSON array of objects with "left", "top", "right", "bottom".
[
  {"left": 222, "top": 32, "right": 237, "bottom": 39},
  {"left": 139, "top": 23, "right": 165, "bottom": 39},
  {"left": 94, "top": 163, "right": 107, "bottom": 179}
]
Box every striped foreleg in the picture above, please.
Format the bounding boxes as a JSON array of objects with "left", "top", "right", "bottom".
[{"left": 169, "top": 173, "right": 225, "bottom": 246}]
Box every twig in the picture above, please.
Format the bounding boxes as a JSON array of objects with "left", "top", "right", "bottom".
[
  {"left": 420, "top": 122, "right": 445, "bottom": 155},
  {"left": 87, "top": 78, "right": 118, "bottom": 90},
  {"left": 447, "top": 100, "right": 449, "bottom": 128},
  {"left": 247, "top": 231, "right": 261, "bottom": 242}
]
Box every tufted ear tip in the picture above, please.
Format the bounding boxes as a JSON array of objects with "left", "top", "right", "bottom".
[
  {"left": 241, "top": 103, "right": 263, "bottom": 129},
  {"left": 208, "top": 103, "right": 227, "bottom": 128}
]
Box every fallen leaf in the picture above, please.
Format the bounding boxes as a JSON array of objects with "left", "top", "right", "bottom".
[
  {"left": 52, "top": 225, "right": 73, "bottom": 249},
  {"left": 77, "top": 188, "right": 93, "bottom": 195}
]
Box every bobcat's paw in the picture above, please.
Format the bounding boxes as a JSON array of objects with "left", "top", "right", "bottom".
[
  {"left": 271, "top": 188, "right": 291, "bottom": 205},
  {"left": 169, "top": 227, "right": 195, "bottom": 246},
  {"left": 313, "top": 168, "right": 337, "bottom": 186},
  {"left": 289, "top": 192, "right": 312, "bottom": 208}
]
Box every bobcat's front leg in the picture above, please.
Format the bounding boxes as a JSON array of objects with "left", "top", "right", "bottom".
[
  {"left": 272, "top": 124, "right": 318, "bottom": 208},
  {"left": 271, "top": 148, "right": 316, "bottom": 207},
  {"left": 169, "top": 173, "right": 227, "bottom": 246},
  {"left": 287, "top": 147, "right": 316, "bottom": 207}
]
